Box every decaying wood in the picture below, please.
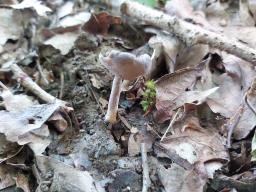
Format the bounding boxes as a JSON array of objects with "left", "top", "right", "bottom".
[
  {"left": 141, "top": 143, "right": 151, "bottom": 192},
  {"left": 10, "top": 63, "right": 66, "bottom": 105},
  {"left": 121, "top": 0, "right": 256, "bottom": 65}
]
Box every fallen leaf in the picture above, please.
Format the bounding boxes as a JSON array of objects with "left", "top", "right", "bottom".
[
  {"left": 155, "top": 65, "right": 205, "bottom": 121},
  {"left": 19, "top": 124, "right": 51, "bottom": 154},
  {"left": 35, "top": 155, "right": 103, "bottom": 192},
  {"left": 48, "top": 112, "right": 68, "bottom": 132},
  {"left": 148, "top": 32, "right": 180, "bottom": 73},
  {"left": 0, "top": 103, "right": 60, "bottom": 142},
  {"left": 9, "top": 0, "right": 52, "bottom": 16},
  {"left": 82, "top": 12, "right": 121, "bottom": 35},
  {"left": 58, "top": 11, "right": 91, "bottom": 28},
  {"left": 44, "top": 32, "right": 79, "bottom": 55},
  {"left": 0, "top": 164, "right": 16, "bottom": 190},
  {"left": 15, "top": 173, "right": 30, "bottom": 192},
  {"left": 0, "top": 8, "right": 23, "bottom": 46},
  {"left": 156, "top": 67, "right": 202, "bottom": 108},
  {"left": 157, "top": 163, "right": 206, "bottom": 192},
  {"left": 1, "top": 90, "right": 35, "bottom": 111},
  {"left": 155, "top": 115, "right": 229, "bottom": 176}
]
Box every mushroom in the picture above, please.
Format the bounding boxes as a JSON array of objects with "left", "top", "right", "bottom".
[{"left": 99, "top": 50, "right": 151, "bottom": 123}]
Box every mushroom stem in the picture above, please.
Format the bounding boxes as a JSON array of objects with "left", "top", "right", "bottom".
[{"left": 105, "top": 75, "right": 123, "bottom": 123}]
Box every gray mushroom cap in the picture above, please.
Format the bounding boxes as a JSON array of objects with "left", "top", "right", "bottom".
[{"left": 99, "top": 50, "right": 151, "bottom": 80}]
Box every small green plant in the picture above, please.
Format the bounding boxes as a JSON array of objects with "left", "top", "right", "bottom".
[{"left": 140, "top": 80, "right": 156, "bottom": 112}]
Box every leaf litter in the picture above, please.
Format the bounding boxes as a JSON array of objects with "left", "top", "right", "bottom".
[{"left": 0, "top": 0, "right": 256, "bottom": 192}]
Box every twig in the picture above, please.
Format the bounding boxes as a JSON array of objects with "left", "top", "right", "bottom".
[
  {"left": 0, "top": 146, "right": 24, "bottom": 163},
  {"left": 118, "top": 113, "right": 133, "bottom": 130},
  {"left": 10, "top": 63, "right": 65, "bottom": 105},
  {"left": 141, "top": 143, "right": 151, "bottom": 192},
  {"left": 83, "top": 69, "right": 105, "bottom": 115},
  {"left": 0, "top": 80, "right": 9, "bottom": 90},
  {"left": 160, "top": 108, "right": 181, "bottom": 141},
  {"left": 154, "top": 142, "right": 193, "bottom": 170},
  {"left": 226, "top": 106, "right": 244, "bottom": 148},
  {"left": 59, "top": 71, "right": 64, "bottom": 99},
  {"left": 121, "top": 0, "right": 256, "bottom": 65},
  {"left": 245, "top": 78, "right": 256, "bottom": 117},
  {"left": 36, "top": 61, "right": 49, "bottom": 85},
  {"left": 244, "top": 93, "right": 256, "bottom": 117}
]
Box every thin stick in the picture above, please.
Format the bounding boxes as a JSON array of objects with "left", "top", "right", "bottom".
[
  {"left": 141, "top": 143, "right": 151, "bottom": 192},
  {"left": 160, "top": 108, "right": 181, "bottom": 141},
  {"left": 0, "top": 81, "right": 9, "bottom": 90},
  {"left": 121, "top": 0, "right": 256, "bottom": 65},
  {"left": 36, "top": 61, "right": 49, "bottom": 85},
  {"left": 10, "top": 63, "right": 65, "bottom": 105},
  {"left": 59, "top": 71, "right": 64, "bottom": 99},
  {"left": 244, "top": 93, "right": 256, "bottom": 117},
  {"left": 226, "top": 106, "right": 244, "bottom": 148}
]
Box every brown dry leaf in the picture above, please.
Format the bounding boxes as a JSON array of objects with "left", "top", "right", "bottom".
[
  {"left": 0, "top": 164, "right": 16, "bottom": 190},
  {"left": 206, "top": 73, "right": 243, "bottom": 117},
  {"left": 157, "top": 163, "right": 206, "bottom": 192},
  {"left": 35, "top": 155, "right": 103, "bottom": 192},
  {"left": 156, "top": 67, "right": 202, "bottom": 108},
  {"left": 155, "top": 65, "right": 207, "bottom": 121},
  {"left": 202, "top": 56, "right": 256, "bottom": 139},
  {"left": 82, "top": 12, "right": 121, "bottom": 35},
  {"left": 0, "top": 103, "right": 60, "bottom": 142},
  {"left": 157, "top": 126, "right": 228, "bottom": 165},
  {"left": 155, "top": 115, "right": 229, "bottom": 177},
  {"left": 175, "top": 44, "right": 209, "bottom": 70},
  {"left": 19, "top": 124, "right": 51, "bottom": 154},
  {"left": 0, "top": 134, "right": 21, "bottom": 163},
  {"left": 155, "top": 116, "right": 229, "bottom": 192},
  {"left": 15, "top": 173, "right": 30, "bottom": 192},
  {"left": 48, "top": 112, "right": 68, "bottom": 132}
]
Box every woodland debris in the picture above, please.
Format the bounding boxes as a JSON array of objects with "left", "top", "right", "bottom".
[
  {"left": 141, "top": 143, "right": 151, "bottom": 192},
  {"left": 10, "top": 63, "right": 68, "bottom": 107},
  {"left": 121, "top": 0, "right": 256, "bottom": 65}
]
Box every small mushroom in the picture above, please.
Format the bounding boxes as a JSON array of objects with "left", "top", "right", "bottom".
[{"left": 99, "top": 50, "right": 151, "bottom": 123}]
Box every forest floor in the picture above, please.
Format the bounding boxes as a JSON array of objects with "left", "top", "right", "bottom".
[{"left": 0, "top": 0, "right": 256, "bottom": 192}]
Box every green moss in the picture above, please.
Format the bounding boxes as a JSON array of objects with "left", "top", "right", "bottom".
[{"left": 140, "top": 80, "right": 156, "bottom": 111}]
